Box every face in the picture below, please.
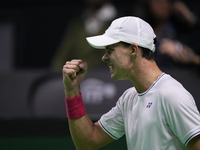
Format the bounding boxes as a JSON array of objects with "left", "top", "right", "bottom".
[{"left": 102, "top": 43, "right": 134, "bottom": 80}]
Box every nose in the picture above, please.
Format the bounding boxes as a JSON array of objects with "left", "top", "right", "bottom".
[{"left": 102, "top": 53, "right": 109, "bottom": 62}]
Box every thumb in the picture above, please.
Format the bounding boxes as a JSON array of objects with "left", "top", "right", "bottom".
[
  {"left": 76, "top": 62, "right": 88, "bottom": 82},
  {"left": 79, "top": 62, "right": 88, "bottom": 71}
]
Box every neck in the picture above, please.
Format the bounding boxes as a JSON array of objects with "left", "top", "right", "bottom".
[{"left": 130, "top": 59, "right": 163, "bottom": 93}]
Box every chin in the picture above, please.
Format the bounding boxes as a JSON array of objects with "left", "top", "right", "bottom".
[
  {"left": 111, "top": 73, "right": 120, "bottom": 81},
  {"left": 110, "top": 74, "right": 116, "bottom": 80}
]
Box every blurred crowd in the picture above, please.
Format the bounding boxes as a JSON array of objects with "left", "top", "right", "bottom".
[
  {"left": 51, "top": 0, "right": 120, "bottom": 70},
  {"left": 133, "top": 0, "right": 200, "bottom": 68},
  {"left": 50, "top": 0, "right": 200, "bottom": 71}
]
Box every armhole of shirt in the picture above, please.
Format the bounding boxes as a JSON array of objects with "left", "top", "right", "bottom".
[{"left": 98, "top": 120, "right": 119, "bottom": 140}]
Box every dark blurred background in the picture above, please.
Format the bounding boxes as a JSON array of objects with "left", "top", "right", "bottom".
[
  {"left": 0, "top": 0, "right": 200, "bottom": 149},
  {"left": 1, "top": 0, "right": 134, "bottom": 69}
]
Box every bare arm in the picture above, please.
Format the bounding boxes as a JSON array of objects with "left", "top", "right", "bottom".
[
  {"left": 69, "top": 115, "right": 115, "bottom": 150},
  {"left": 63, "top": 59, "right": 115, "bottom": 150},
  {"left": 187, "top": 134, "right": 200, "bottom": 150}
]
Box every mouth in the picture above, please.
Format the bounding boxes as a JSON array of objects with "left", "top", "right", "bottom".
[{"left": 108, "top": 65, "right": 114, "bottom": 73}]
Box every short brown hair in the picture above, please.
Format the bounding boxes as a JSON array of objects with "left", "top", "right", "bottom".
[{"left": 120, "top": 39, "right": 156, "bottom": 60}]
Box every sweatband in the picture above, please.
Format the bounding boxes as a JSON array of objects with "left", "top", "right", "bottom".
[{"left": 65, "top": 93, "right": 86, "bottom": 119}]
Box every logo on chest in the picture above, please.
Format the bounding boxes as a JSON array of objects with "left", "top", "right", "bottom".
[{"left": 146, "top": 102, "right": 153, "bottom": 108}]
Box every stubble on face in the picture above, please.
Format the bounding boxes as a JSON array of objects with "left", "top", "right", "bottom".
[{"left": 107, "top": 43, "right": 133, "bottom": 80}]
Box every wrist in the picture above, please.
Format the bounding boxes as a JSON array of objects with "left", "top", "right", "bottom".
[
  {"left": 64, "top": 86, "right": 80, "bottom": 98},
  {"left": 65, "top": 93, "right": 86, "bottom": 119},
  {"left": 65, "top": 90, "right": 80, "bottom": 98}
]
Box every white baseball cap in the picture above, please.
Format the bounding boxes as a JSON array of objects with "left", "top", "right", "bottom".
[{"left": 86, "top": 16, "right": 156, "bottom": 52}]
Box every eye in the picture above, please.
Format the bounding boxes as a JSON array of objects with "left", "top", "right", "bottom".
[{"left": 106, "top": 47, "right": 114, "bottom": 54}]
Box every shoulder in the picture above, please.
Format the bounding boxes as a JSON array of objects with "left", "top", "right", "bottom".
[
  {"left": 157, "top": 74, "right": 195, "bottom": 110},
  {"left": 121, "top": 87, "right": 137, "bottom": 100},
  {"left": 116, "top": 87, "right": 138, "bottom": 106},
  {"left": 157, "top": 74, "right": 189, "bottom": 98}
]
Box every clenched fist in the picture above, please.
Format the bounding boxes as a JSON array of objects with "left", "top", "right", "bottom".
[{"left": 62, "top": 59, "right": 88, "bottom": 98}]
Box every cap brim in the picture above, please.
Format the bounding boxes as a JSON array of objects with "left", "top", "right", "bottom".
[{"left": 86, "top": 35, "right": 120, "bottom": 49}]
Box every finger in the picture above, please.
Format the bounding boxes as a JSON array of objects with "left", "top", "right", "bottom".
[
  {"left": 63, "top": 67, "right": 76, "bottom": 78},
  {"left": 66, "top": 60, "right": 83, "bottom": 70},
  {"left": 63, "top": 60, "right": 86, "bottom": 78},
  {"left": 64, "top": 61, "right": 81, "bottom": 73},
  {"left": 70, "top": 59, "right": 83, "bottom": 65},
  {"left": 64, "top": 64, "right": 80, "bottom": 73}
]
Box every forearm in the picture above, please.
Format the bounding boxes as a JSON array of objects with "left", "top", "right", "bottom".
[
  {"left": 69, "top": 114, "right": 98, "bottom": 150},
  {"left": 65, "top": 91, "right": 99, "bottom": 149},
  {"left": 66, "top": 94, "right": 103, "bottom": 149},
  {"left": 63, "top": 60, "right": 113, "bottom": 149},
  {"left": 65, "top": 93, "right": 114, "bottom": 149}
]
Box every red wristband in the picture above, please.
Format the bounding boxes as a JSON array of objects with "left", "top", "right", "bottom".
[{"left": 65, "top": 93, "right": 86, "bottom": 119}]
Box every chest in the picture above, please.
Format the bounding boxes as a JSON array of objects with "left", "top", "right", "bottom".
[{"left": 123, "top": 93, "right": 165, "bottom": 138}]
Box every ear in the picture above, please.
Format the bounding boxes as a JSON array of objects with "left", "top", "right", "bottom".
[{"left": 130, "top": 43, "right": 138, "bottom": 54}]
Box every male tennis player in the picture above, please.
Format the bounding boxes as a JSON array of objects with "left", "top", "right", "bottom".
[{"left": 62, "top": 16, "right": 200, "bottom": 150}]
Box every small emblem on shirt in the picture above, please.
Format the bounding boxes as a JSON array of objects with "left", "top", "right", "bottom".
[{"left": 146, "top": 102, "right": 153, "bottom": 108}]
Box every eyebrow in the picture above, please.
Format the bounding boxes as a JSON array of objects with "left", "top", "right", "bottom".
[
  {"left": 106, "top": 45, "right": 115, "bottom": 51},
  {"left": 106, "top": 43, "right": 120, "bottom": 50}
]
